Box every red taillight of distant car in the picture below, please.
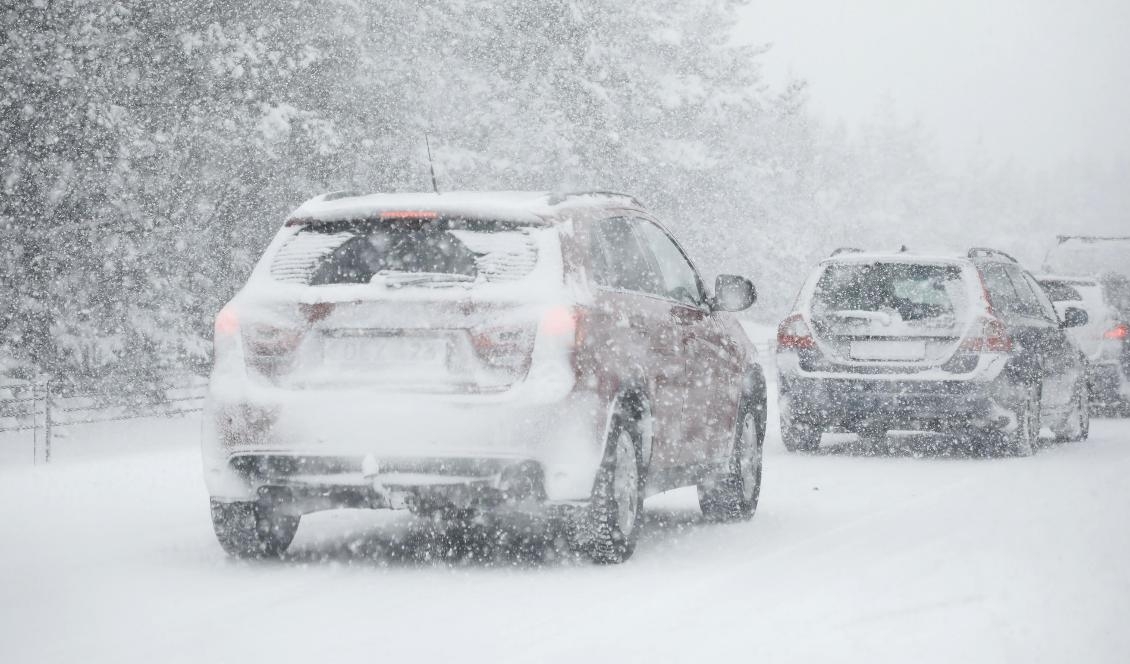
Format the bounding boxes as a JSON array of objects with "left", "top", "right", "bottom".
[
  {"left": 1105, "top": 323, "right": 1129, "bottom": 340},
  {"left": 777, "top": 313, "right": 816, "bottom": 351},
  {"left": 214, "top": 305, "right": 239, "bottom": 337}
]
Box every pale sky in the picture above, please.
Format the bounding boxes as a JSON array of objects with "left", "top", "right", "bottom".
[{"left": 737, "top": 0, "right": 1130, "bottom": 172}]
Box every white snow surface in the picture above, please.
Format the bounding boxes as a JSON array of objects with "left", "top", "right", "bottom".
[{"left": 2, "top": 377, "right": 1129, "bottom": 662}]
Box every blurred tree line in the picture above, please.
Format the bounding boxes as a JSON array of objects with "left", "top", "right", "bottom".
[{"left": 1, "top": 0, "right": 1123, "bottom": 387}]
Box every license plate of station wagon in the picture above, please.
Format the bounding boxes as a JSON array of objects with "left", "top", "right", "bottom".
[
  {"left": 322, "top": 334, "right": 450, "bottom": 369},
  {"left": 849, "top": 339, "right": 927, "bottom": 361}
]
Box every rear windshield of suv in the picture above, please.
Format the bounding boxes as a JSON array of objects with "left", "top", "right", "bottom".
[
  {"left": 1038, "top": 280, "right": 1085, "bottom": 302},
  {"left": 270, "top": 219, "right": 540, "bottom": 286},
  {"left": 812, "top": 262, "right": 968, "bottom": 328},
  {"left": 1044, "top": 239, "right": 1130, "bottom": 281}
]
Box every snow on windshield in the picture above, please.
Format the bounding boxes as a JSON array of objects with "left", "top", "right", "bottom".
[
  {"left": 270, "top": 221, "right": 540, "bottom": 286},
  {"left": 811, "top": 262, "right": 970, "bottom": 332}
]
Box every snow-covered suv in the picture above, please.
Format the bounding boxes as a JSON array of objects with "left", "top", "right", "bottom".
[
  {"left": 777, "top": 248, "right": 1090, "bottom": 455},
  {"left": 204, "top": 191, "right": 765, "bottom": 563}
]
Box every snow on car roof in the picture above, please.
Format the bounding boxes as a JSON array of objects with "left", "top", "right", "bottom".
[
  {"left": 818, "top": 251, "right": 969, "bottom": 266},
  {"left": 1035, "top": 274, "right": 1100, "bottom": 286},
  {"left": 286, "top": 190, "right": 641, "bottom": 226}
]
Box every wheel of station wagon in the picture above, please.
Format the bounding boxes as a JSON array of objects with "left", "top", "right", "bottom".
[
  {"left": 211, "top": 499, "right": 300, "bottom": 559},
  {"left": 781, "top": 412, "right": 821, "bottom": 453},
  {"left": 1052, "top": 384, "right": 1090, "bottom": 443},
  {"left": 698, "top": 404, "right": 763, "bottom": 522},
  {"left": 586, "top": 411, "right": 644, "bottom": 565},
  {"left": 998, "top": 384, "right": 1041, "bottom": 457}
]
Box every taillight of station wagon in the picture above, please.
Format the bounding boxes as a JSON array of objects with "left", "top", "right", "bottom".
[
  {"left": 959, "top": 316, "right": 1013, "bottom": 353},
  {"left": 777, "top": 313, "right": 816, "bottom": 351}
]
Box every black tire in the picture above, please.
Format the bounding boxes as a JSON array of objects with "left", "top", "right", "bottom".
[
  {"left": 781, "top": 412, "right": 821, "bottom": 452},
  {"left": 1053, "top": 385, "right": 1090, "bottom": 442},
  {"left": 586, "top": 410, "right": 644, "bottom": 565},
  {"left": 859, "top": 426, "right": 890, "bottom": 453},
  {"left": 210, "top": 499, "right": 300, "bottom": 559},
  {"left": 698, "top": 404, "right": 763, "bottom": 522},
  {"left": 996, "top": 384, "right": 1041, "bottom": 457}
]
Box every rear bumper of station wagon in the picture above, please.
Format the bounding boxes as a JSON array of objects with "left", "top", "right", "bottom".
[
  {"left": 202, "top": 382, "right": 609, "bottom": 509},
  {"left": 778, "top": 355, "right": 1020, "bottom": 432}
]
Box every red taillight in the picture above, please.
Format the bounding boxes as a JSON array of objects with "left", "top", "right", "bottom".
[
  {"left": 541, "top": 304, "right": 588, "bottom": 347},
  {"left": 540, "top": 305, "right": 577, "bottom": 338},
  {"left": 1105, "top": 323, "right": 1129, "bottom": 340},
  {"left": 379, "top": 211, "right": 438, "bottom": 220},
  {"left": 975, "top": 269, "right": 995, "bottom": 310},
  {"left": 299, "top": 302, "right": 335, "bottom": 323},
  {"left": 215, "top": 305, "right": 239, "bottom": 337},
  {"left": 777, "top": 313, "right": 815, "bottom": 351},
  {"left": 960, "top": 316, "right": 1013, "bottom": 353},
  {"left": 244, "top": 325, "right": 304, "bottom": 356}
]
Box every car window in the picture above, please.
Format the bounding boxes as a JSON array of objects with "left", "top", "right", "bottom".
[
  {"left": 1022, "top": 272, "right": 1060, "bottom": 322},
  {"left": 1037, "top": 280, "right": 1083, "bottom": 302},
  {"left": 634, "top": 220, "right": 706, "bottom": 306},
  {"left": 979, "top": 263, "right": 1022, "bottom": 314},
  {"left": 1005, "top": 266, "right": 1052, "bottom": 320},
  {"left": 272, "top": 219, "right": 539, "bottom": 286},
  {"left": 811, "top": 262, "right": 968, "bottom": 330},
  {"left": 589, "top": 217, "right": 661, "bottom": 294}
]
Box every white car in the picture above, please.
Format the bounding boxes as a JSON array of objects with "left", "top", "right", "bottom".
[
  {"left": 1037, "top": 275, "right": 1130, "bottom": 409},
  {"left": 202, "top": 190, "right": 765, "bottom": 562}
]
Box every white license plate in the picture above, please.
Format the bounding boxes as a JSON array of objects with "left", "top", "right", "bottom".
[
  {"left": 850, "top": 340, "right": 926, "bottom": 361},
  {"left": 323, "top": 336, "right": 449, "bottom": 369}
]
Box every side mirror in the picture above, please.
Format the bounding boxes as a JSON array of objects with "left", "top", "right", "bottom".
[
  {"left": 713, "top": 274, "right": 756, "bottom": 312},
  {"left": 1061, "top": 306, "right": 1089, "bottom": 329}
]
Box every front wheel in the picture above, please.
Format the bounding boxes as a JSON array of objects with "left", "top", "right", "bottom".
[
  {"left": 699, "top": 407, "right": 763, "bottom": 522},
  {"left": 211, "top": 499, "right": 300, "bottom": 559}
]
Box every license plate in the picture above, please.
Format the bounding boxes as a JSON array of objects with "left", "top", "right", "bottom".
[
  {"left": 323, "top": 335, "right": 449, "bottom": 369},
  {"left": 850, "top": 339, "right": 926, "bottom": 361}
]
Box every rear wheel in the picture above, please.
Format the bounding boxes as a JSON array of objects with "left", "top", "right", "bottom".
[
  {"left": 781, "top": 412, "right": 821, "bottom": 452},
  {"left": 585, "top": 412, "right": 643, "bottom": 565},
  {"left": 699, "top": 406, "right": 763, "bottom": 522},
  {"left": 1053, "top": 385, "right": 1090, "bottom": 442},
  {"left": 859, "top": 425, "right": 889, "bottom": 453},
  {"left": 997, "top": 385, "right": 1041, "bottom": 457},
  {"left": 210, "top": 499, "right": 300, "bottom": 559}
]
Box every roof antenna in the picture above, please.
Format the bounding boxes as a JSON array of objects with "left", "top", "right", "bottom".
[{"left": 424, "top": 133, "right": 440, "bottom": 195}]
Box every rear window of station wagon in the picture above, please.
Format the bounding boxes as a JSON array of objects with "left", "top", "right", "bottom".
[{"left": 270, "top": 219, "right": 541, "bottom": 287}]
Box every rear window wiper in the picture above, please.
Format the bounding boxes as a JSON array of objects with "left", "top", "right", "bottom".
[
  {"left": 371, "top": 271, "right": 477, "bottom": 288},
  {"left": 825, "top": 309, "right": 894, "bottom": 326}
]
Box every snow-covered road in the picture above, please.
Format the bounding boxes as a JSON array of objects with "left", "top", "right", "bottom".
[{"left": 2, "top": 409, "right": 1129, "bottom": 663}]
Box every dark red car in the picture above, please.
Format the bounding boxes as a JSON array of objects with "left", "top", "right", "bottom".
[{"left": 204, "top": 190, "right": 766, "bottom": 563}]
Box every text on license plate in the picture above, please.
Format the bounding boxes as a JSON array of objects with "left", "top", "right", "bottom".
[{"left": 323, "top": 336, "right": 449, "bottom": 368}]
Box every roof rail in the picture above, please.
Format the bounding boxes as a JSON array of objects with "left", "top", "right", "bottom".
[
  {"left": 830, "top": 247, "right": 864, "bottom": 256},
  {"left": 1056, "top": 234, "right": 1130, "bottom": 244},
  {"left": 967, "top": 247, "right": 1018, "bottom": 263},
  {"left": 546, "top": 190, "right": 643, "bottom": 208},
  {"left": 320, "top": 190, "right": 365, "bottom": 202}
]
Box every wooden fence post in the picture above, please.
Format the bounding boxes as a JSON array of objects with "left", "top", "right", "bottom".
[
  {"left": 31, "top": 382, "right": 39, "bottom": 465},
  {"left": 43, "top": 381, "right": 52, "bottom": 464}
]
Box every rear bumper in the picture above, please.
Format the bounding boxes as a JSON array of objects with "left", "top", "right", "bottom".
[
  {"left": 1091, "top": 361, "right": 1130, "bottom": 403},
  {"left": 778, "top": 355, "right": 1016, "bottom": 432},
  {"left": 202, "top": 382, "right": 609, "bottom": 505}
]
